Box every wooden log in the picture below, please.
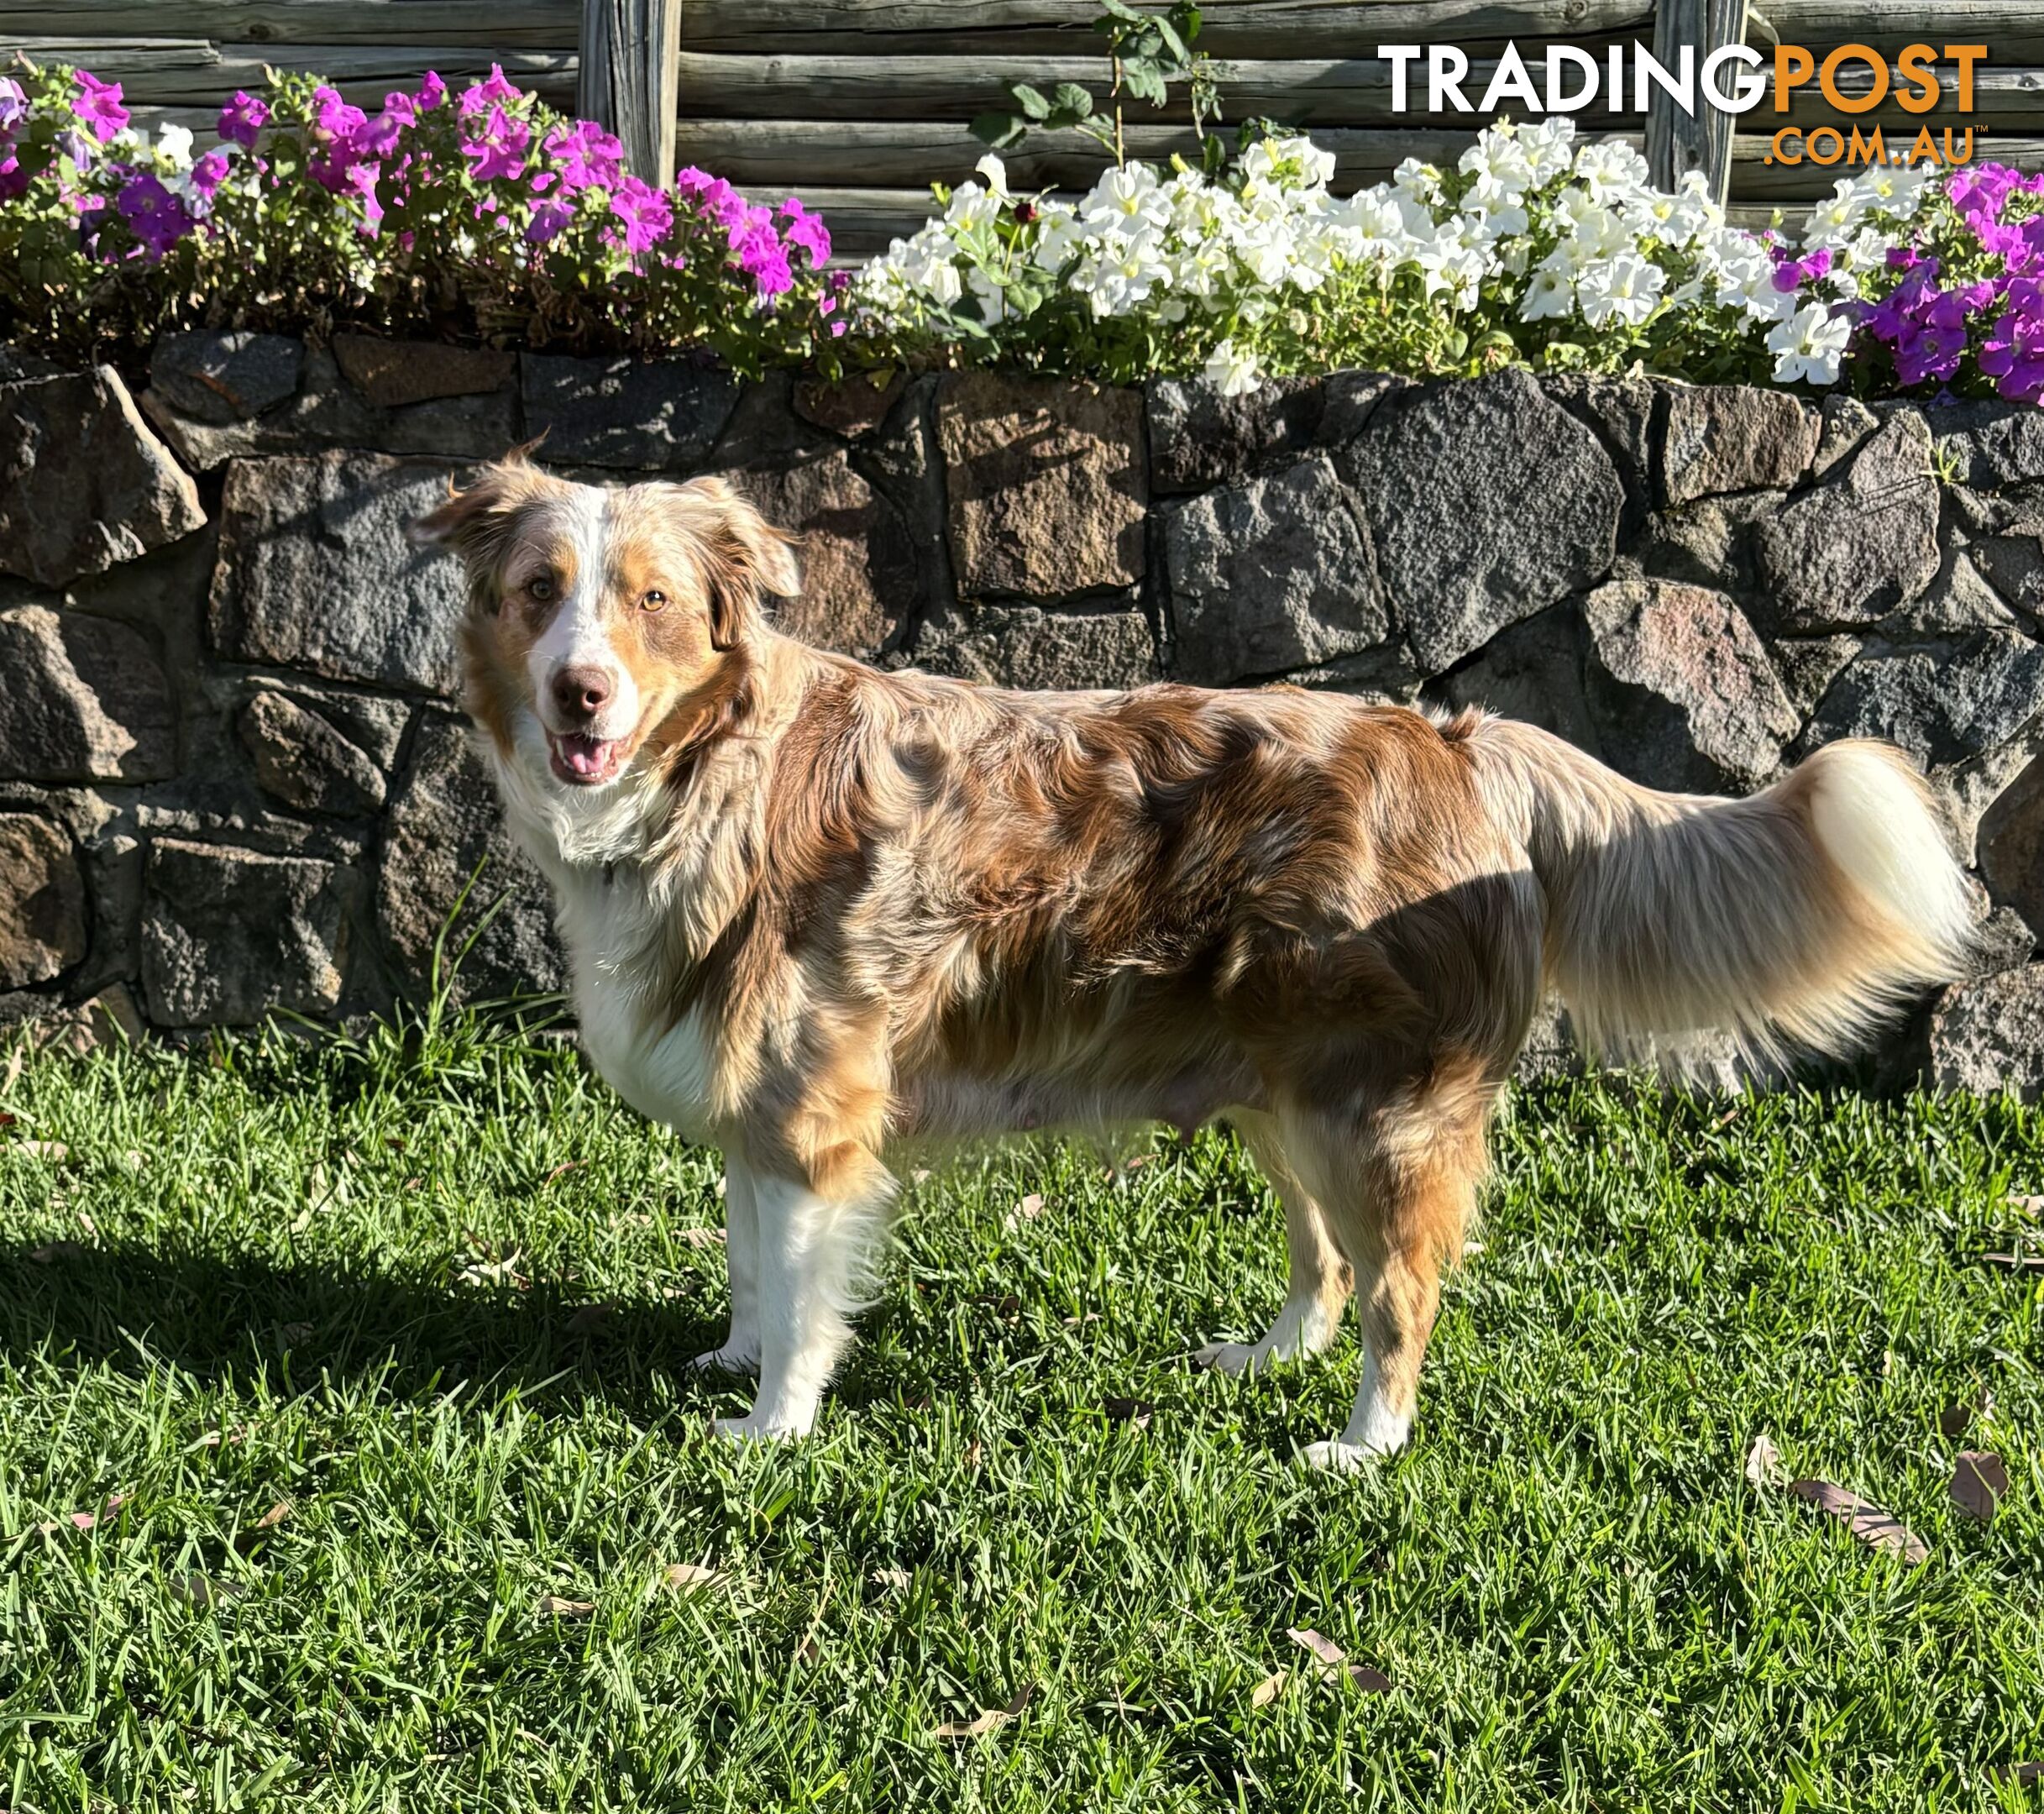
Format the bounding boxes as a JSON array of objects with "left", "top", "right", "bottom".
[
  {"left": 0, "top": 0, "right": 580, "bottom": 48},
  {"left": 1645, "top": 0, "right": 1748, "bottom": 202},
  {"left": 1778, "top": 65, "right": 2044, "bottom": 130},
  {"left": 579, "top": 0, "right": 683, "bottom": 182},
  {"left": 1727, "top": 130, "right": 2044, "bottom": 198},
  {"left": 8, "top": 40, "right": 579, "bottom": 107},
  {"left": 674, "top": 50, "right": 1627, "bottom": 127},
  {"left": 1755, "top": 0, "right": 2044, "bottom": 62},
  {"left": 680, "top": 118, "right": 1533, "bottom": 189},
  {"left": 680, "top": 0, "right": 1654, "bottom": 60}
]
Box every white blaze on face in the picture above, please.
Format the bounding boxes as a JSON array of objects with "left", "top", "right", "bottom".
[{"left": 526, "top": 485, "right": 640, "bottom": 745}]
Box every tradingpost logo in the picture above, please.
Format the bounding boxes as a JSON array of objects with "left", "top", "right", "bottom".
[{"left": 1377, "top": 43, "right": 1986, "bottom": 170}]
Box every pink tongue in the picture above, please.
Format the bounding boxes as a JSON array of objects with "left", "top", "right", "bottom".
[{"left": 564, "top": 737, "right": 609, "bottom": 776}]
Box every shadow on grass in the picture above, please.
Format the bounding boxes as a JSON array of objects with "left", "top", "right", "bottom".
[{"left": 0, "top": 1239, "right": 742, "bottom": 1424}]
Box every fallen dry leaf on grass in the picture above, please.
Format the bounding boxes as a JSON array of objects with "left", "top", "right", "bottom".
[
  {"left": 1940, "top": 1389, "right": 1994, "bottom": 1439},
  {"left": 455, "top": 1251, "right": 531, "bottom": 1289},
  {"left": 933, "top": 1685, "right": 1032, "bottom": 1738},
  {"left": 1789, "top": 1479, "right": 1928, "bottom": 1565},
  {"left": 1744, "top": 1434, "right": 1786, "bottom": 1489},
  {"left": 1102, "top": 1397, "right": 1155, "bottom": 1430},
  {"left": 678, "top": 1226, "right": 726, "bottom": 1248},
  {"left": 15, "top": 1140, "right": 69, "bottom": 1161},
  {"left": 1989, "top": 1762, "right": 2044, "bottom": 1786},
  {"left": 1951, "top": 1452, "right": 2009, "bottom": 1523},
  {"left": 35, "top": 1492, "right": 129, "bottom": 1537},
  {"left": 2005, "top": 1194, "right": 2044, "bottom": 1217},
  {"left": 1286, "top": 1628, "right": 1392, "bottom": 1692},
  {"left": 657, "top": 1561, "right": 724, "bottom": 1595},
  {"left": 1250, "top": 1670, "right": 1289, "bottom": 1707},
  {"left": 254, "top": 1502, "right": 291, "bottom": 1531},
  {"left": 1003, "top": 1193, "right": 1046, "bottom": 1230},
  {"left": 537, "top": 1594, "right": 595, "bottom": 1617},
  {"left": 543, "top": 1161, "right": 581, "bottom": 1186},
  {"left": 171, "top": 1574, "right": 247, "bottom": 1607},
  {"left": 871, "top": 1566, "right": 910, "bottom": 1593},
  {"left": 1980, "top": 1250, "right": 2044, "bottom": 1274}
]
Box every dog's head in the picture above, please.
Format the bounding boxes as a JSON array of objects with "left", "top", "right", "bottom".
[{"left": 411, "top": 455, "right": 799, "bottom": 790}]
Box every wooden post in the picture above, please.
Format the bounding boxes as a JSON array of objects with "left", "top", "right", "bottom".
[
  {"left": 1645, "top": 0, "right": 1751, "bottom": 206},
  {"left": 579, "top": 0, "right": 682, "bottom": 187}
]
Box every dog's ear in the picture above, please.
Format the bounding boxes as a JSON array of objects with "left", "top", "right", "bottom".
[
  {"left": 409, "top": 453, "right": 556, "bottom": 595},
  {"left": 670, "top": 475, "right": 800, "bottom": 652}
]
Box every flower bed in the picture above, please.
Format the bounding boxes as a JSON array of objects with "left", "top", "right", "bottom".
[
  {"left": 0, "top": 56, "right": 2040, "bottom": 404},
  {"left": 0, "top": 62, "right": 845, "bottom": 371}
]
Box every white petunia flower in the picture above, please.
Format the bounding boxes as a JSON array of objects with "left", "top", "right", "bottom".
[
  {"left": 1575, "top": 251, "right": 1664, "bottom": 327},
  {"left": 1205, "top": 339, "right": 1261, "bottom": 396},
  {"left": 973, "top": 153, "right": 1010, "bottom": 202},
  {"left": 1768, "top": 301, "right": 1852, "bottom": 385},
  {"left": 1519, "top": 266, "right": 1575, "bottom": 321}
]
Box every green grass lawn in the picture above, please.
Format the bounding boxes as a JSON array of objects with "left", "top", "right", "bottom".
[{"left": 1, "top": 1014, "right": 2041, "bottom": 1813}]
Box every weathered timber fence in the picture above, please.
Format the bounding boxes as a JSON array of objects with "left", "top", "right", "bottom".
[{"left": 3, "top": 1, "right": 2043, "bottom": 249}]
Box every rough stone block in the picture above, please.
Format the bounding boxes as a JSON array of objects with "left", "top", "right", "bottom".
[
  {"left": 208, "top": 451, "right": 466, "bottom": 694},
  {"left": 1164, "top": 455, "right": 1386, "bottom": 684},
  {"left": 938, "top": 372, "right": 1146, "bottom": 599},
  {"left": 1583, "top": 580, "right": 1798, "bottom": 789},
  {"left": 917, "top": 601, "right": 1157, "bottom": 691},
  {"left": 0, "top": 813, "right": 86, "bottom": 988},
  {"left": 1342, "top": 367, "right": 1622, "bottom": 673},
  {"left": 239, "top": 692, "right": 389, "bottom": 817},
  {"left": 1661, "top": 385, "right": 1820, "bottom": 506},
  {"left": 149, "top": 330, "right": 303, "bottom": 424},
  {"left": 1803, "top": 630, "right": 2044, "bottom": 771},
  {"left": 1927, "top": 963, "right": 2044, "bottom": 1098},
  {"left": 332, "top": 335, "right": 516, "bottom": 411},
  {"left": 0, "top": 605, "right": 176, "bottom": 782},
  {"left": 1146, "top": 375, "right": 1326, "bottom": 494},
  {"left": 377, "top": 709, "right": 564, "bottom": 1003},
  {"left": 0, "top": 367, "right": 206, "bottom": 587},
  {"left": 521, "top": 354, "right": 739, "bottom": 469},
  {"left": 140, "top": 839, "right": 350, "bottom": 1025}
]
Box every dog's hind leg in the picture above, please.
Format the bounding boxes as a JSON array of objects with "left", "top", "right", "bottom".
[
  {"left": 689, "top": 1148, "right": 762, "bottom": 1377},
  {"left": 1195, "top": 1110, "right": 1351, "bottom": 1376}
]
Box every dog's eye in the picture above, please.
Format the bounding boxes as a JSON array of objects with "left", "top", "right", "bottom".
[
  {"left": 527, "top": 576, "right": 555, "bottom": 604},
  {"left": 640, "top": 590, "right": 668, "bottom": 613}
]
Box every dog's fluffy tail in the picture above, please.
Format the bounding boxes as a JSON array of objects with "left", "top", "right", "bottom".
[{"left": 1468, "top": 716, "right": 1975, "bottom": 1068}]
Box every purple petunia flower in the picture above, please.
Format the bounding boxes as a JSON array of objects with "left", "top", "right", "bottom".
[
  {"left": 610, "top": 175, "right": 672, "bottom": 254},
  {"left": 116, "top": 170, "right": 192, "bottom": 257},
  {"left": 218, "top": 90, "right": 269, "bottom": 149},
  {"left": 463, "top": 104, "right": 531, "bottom": 183},
  {"left": 0, "top": 76, "right": 28, "bottom": 135},
  {"left": 72, "top": 71, "right": 128, "bottom": 144},
  {"left": 526, "top": 193, "right": 574, "bottom": 244}
]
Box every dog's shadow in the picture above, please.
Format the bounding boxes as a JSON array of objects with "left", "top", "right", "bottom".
[{"left": 0, "top": 1240, "right": 757, "bottom": 1427}]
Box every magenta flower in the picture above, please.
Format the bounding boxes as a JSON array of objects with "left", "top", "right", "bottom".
[
  {"left": 71, "top": 71, "right": 128, "bottom": 144},
  {"left": 0, "top": 76, "right": 27, "bottom": 135},
  {"left": 417, "top": 71, "right": 448, "bottom": 111},
  {"left": 463, "top": 104, "right": 531, "bottom": 183},
  {"left": 610, "top": 175, "right": 672, "bottom": 254},
  {"left": 527, "top": 193, "right": 574, "bottom": 244},
  {"left": 459, "top": 65, "right": 521, "bottom": 115},
  {"left": 218, "top": 90, "right": 269, "bottom": 148},
  {"left": 0, "top": 153, "right": 25, "bottom": 202},
  {"left": 542, "top": 121, "right": 623, "bottom": 193},
  {"left": 116, "top": 170, "right": 192, "bottom": 257},
  {"left": 779, "top": 197, "right": 831, "bottom": 266}
]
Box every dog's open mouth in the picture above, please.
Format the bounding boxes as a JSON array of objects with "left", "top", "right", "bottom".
[{"left": 548, "top": 731, "right": 628, "bottom": 786}]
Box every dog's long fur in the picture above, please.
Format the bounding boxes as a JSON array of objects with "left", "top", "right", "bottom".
[{"left": 414, "top": 456, "right": 1974, "bottom": 1466}]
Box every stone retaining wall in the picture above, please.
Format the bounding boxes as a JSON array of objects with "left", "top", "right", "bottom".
[{"left": 3, "top": 330, "right": 2042, "bottom": 1090}]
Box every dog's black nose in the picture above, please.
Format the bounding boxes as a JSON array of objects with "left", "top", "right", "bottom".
[{"left": 552, "top": 664, "right": 613, "bottom": 722}]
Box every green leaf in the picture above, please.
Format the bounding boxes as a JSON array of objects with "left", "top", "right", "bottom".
[
  {"left": 1097, "top": 0, "right": 1145, "bottom": 18},
  {"left": 1152, "top": 17, "right": 1190, "bottom": 63},
  {"left": 969, "top": 112, "right": 1029, "bottom": 149},
  {"left": 1051, "top": 81, "right": 1096, "bottom": 118},
  {"left": 1123, "top": 61, "right": 1168, "bottom": 106},
  {"left": 1009, "top": 82, "right": 1051, "bottom": 121}
]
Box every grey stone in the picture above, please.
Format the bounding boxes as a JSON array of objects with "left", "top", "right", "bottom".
[
  {"left": 0, "top": 345, "right": 62, "bottom": 384},
  {"left": 1804, "top": 630, "right": 2044, "bottom": 769},
  {"left": 1926, "top": 963, "right": 2044, "bottom": 1098},
  {"left": 0, "top": 813, "right": 86, "bottom": 987},
  {"left": 140, "top": 839, "right": 350, "bottom": 1025},
  {"left": 1315, "top": 370, "right": 1411, "bottom": 448},
  {"left": 1546, "top": 374, "right": 1659, "bottom": 534},
  {"left": 1753, "top": 412, "right": 1942, "bottom": 629},
  {"left": 1967, "top": 905, "right": 2037, "bottom": 979},
  {"left": 208, "top": 452, "right": 465, "bottom": 694},
  {"left": 1165, "top": 456, "right": 1386, "bottom": 684},
  {"left": 1930, "top": 400, "right": 2044, "bottom": 489},
  {"left": 149, "top": 331, "right": 303, "bottom": 424},
  {"left": 1661, "top": 385, "right": 1820, "bottom": 506},
  {"left": 1973, "top": 528, "right": 2044, "bottom": 625},
  {"left": 1771, "top": 634, "right": 1862, "bottom": 719},
  {"left": 1979, "top": 752, "right": 2044, "bottom": 939},
  {"left": 377, "top": 710, "right": 564, "bottom": 1003},
  {"left": 1146, "top": 375, "right": 1325, "bottom": 494},
  {"left": 918, "top": 602, "right": 1157, "bottom": 691},
  {"left": 245, "top": 682, "right": 411, "bottom": 773},
  {"left": 730, "top": 444, "right": 915, "bottom": 656},
  {"left": 0, "top": 605, "right": 176, "bottom": 782},
  {"left": 521, "top": 354, "right": 740, "bottom": 470},
  {"left": 1434, "top": 606, "right": 1598, "bottom": 752},
  {"left": 0, "top": 367, "right": 206, "bottom": 587},
  {"left": 794, "top": 370, "right": 908, "bottom": 441},
  {"left": 938, "top": 372, "right": 1147, "bottom": 600},
  {"left": 1813, "top": 395, "right": 1879, "bottom": 480},
  {"left": 239, "top": 692, "right": 388, "bottom": 817},
  {"left": 1895, "top": 547, "right": 2021, "bottom": 636},
  {"left": 1342, "top": 368, "right": 1622, "bottom": 673},
  {"left": 331, "top": 336, "right": 516, "bottom": 411},
  {"left": 1583, "top": 580, "right": 1798, "bottom": 789}
]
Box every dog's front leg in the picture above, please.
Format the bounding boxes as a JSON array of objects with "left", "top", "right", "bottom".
[
  {"left": 690, "top": 1147, "right": 761, "bottom": 1376},
  {"left": 711, "top": 1167, "right": 886, "bottom": 1443}
]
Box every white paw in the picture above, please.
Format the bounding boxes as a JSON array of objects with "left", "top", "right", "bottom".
[
  {"left": 1300, "top": 1438, "right": 1376, "bottom": 1474},
  {"left": 1193, "top": 1339, "right": 1265, "bottom": 1376},
  {"left": 689, "top": 1343, "right": 760, "bottom": 1377},
  {"left": 710, "top": 1413, "right": 805, "bottom": 1444}
]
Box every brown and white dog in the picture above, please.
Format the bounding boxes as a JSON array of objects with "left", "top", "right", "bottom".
[{"left": 413, "top": 454, "right": 1973, "bottom": 1470}]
